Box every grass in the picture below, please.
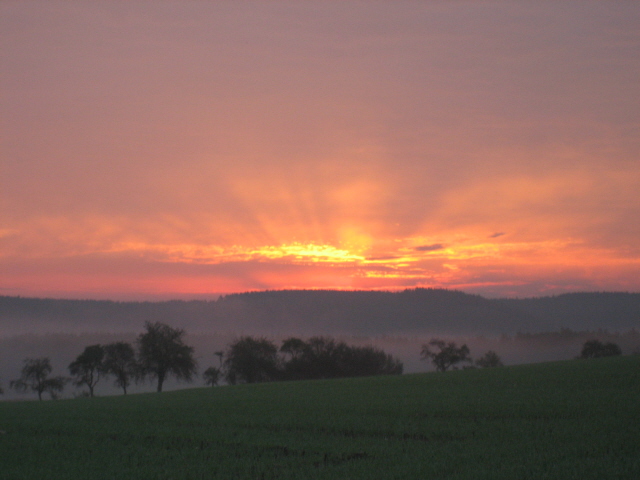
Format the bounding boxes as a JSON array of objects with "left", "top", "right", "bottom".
[{"left": 1, "top": 356, "right": 639, "bottom": 479}]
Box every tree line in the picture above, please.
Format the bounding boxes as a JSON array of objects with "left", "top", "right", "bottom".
[
  {"left": 3, "top": 322, "right": 624, "bottom": 400},
  {"left": 5, "top": 322, "right": 403, "bottom": 399},
  {"left": 419, "top": 338, "right": 504, "bottom": 371},
  {"left": 419, "top": 337, "right": 623, "bottom": 372},
  {"left": 8, "top": 322, "right": 196, "bottom": 399},
  {"left": 220, "top": 335, "right": 403, "bottom": 385}
]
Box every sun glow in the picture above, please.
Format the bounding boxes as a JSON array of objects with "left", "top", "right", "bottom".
[
  {"left": 2, "top": 227, "right": 638, "bottom": 298},
  {"left": 249, "top": 243, "right": 365, "bottom": 263},
  {"left": 104, "top": 241, "right": 366, "bottom": 265},
  {"left": 2, "top": 2, "right": 639, "bottom": 300}
]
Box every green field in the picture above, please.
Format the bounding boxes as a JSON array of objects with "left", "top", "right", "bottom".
[{"left": 1, "top": 356, "right": 639, "bottom": 479}]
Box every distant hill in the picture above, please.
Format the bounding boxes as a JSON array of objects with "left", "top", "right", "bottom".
[
  {"left": 496, "top": 292, "right": 640, "bottom": 332},
  {"left": 1, "top": 289, "right": 639, "bottom": 336}
]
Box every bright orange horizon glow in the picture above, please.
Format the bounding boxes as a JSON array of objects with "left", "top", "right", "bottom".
[
  {"left": 1, "top": 2, "right": 639, "bottom": 301},
  {"left": 2, "top": 228, "right": 637, "bottom": 300}
]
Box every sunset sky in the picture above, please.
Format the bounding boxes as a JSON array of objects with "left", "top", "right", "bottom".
[{"left": 1, "top": 1, "right": 639, "bottom": 300}]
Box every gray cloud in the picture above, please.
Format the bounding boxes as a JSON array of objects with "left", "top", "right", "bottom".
[{"left": 415, "top": 244, "right": 445, "bottom": 252}]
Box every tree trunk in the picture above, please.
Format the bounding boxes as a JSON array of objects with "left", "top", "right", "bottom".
[{"left": 157, "top": 372, "right": 165, "bottom": 392}]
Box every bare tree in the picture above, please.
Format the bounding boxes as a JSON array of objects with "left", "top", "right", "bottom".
[
  {"left": 11, "top": 358, "right": 67, "bottom": 400},
  {"left": 137, "top": 322, "right": 197, "bottom": 392},
  {"left": 203, "top": 366, "right": 221, "bottom": 386},
  {"left": 102, "top": 342, "right": 138, "bottom": 395},
  {"left": 214, "top": 350, "right": 224, "bottom": 367},
  {"left": 280, "top": 337, "right": 307, "bottom": 361},
  {"left": 69, "top": 344, "right": 105, "bottom": 397},
  {"left": 475, "top": 350, "right": 504, "bottom": 368},
  {"left": 420, "top": 339, "right": 472, "bottom": 372}
]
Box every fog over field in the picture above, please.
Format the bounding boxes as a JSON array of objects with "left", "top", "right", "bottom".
[
  {"left": 2, "top": 331, "right": 638, "bottom": 400},
  {"left": 2, "top": 290, "right": 639, "bottom": 400}
]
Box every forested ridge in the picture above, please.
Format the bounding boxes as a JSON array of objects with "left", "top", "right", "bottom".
[{"left": 1, "top": 289, "right": 638, "bottom": 336}]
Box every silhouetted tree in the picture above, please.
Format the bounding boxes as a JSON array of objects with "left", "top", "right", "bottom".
[
  {"left": 475, "top": 350, "right": 503, "bottom": 368},
  {"left": 223, "top": 336, "right": 280, "bottom": 384},
  {"left": 137, "top": 322, "right": 197, "bottom": 392},
  {"left": 214, "top": 350, "right": 224, "bottom": 368},
  {"left": 579, "top": 340, "right": 622, "bottom": 359},
  {"left": 102, "top": 341, "right": 137, "bottom": 395},
  {"left": 11, "top": 358, "right": 67, "bottom": 400},
  {"left": 420, "top": 339, "right": 471, "bottom": 372},
  {"left": 281, "top": 336, "right": 403, "bottom": 380},
  {"left": 223, "top": 335, "right": 403, "bottom": 384},
  {"left": 284, "top": 336, "right": 339, "bottom": 380},
  {"left": 329, "top": 342, "right": 404, "bottom": 377},
  {"left": 203, "top": 366, "right": 221, "bottom": 386},
  {"left": 280, "top": 337, "right": 307, "bottom": 361},
  {"left": 69, "top": 344, "right": 105, "bottom": 397},
  {"left": 280, "top": 336, "right": 322, "bottom": 380}
]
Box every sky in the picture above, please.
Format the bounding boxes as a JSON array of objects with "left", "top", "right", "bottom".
[{"left": 1, "top": 1, "right": 639, "bottom": 300}]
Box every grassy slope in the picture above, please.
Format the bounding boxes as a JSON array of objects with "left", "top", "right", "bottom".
[{"left": 1, "top": 356, "right": 639, "bottom": 480}]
